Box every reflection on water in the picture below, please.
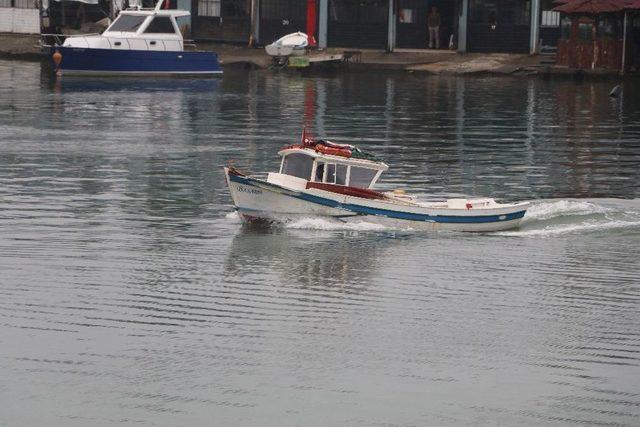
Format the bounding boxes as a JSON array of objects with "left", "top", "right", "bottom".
[{"left": 1, "top": 60, "right": 640, "bottom": 426}]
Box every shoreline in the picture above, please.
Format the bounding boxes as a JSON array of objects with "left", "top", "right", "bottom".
[{"left": 0, "top": 32, "right": 630, "bottom": 79}]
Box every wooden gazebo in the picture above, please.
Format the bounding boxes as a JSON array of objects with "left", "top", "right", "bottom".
[{"left": 554, "top": 0, "right": 640, "bottom": 73}]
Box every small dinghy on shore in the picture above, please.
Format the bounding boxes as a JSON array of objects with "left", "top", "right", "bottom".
[
  {"left": 224, "top": 133, "right": 529, "bottom": 232},
  {"left": 265, "top": 32, "right": 309, "bottom": 57}
]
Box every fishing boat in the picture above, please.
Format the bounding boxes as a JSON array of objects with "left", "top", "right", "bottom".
[
  {"left": 44, "top": 0, "right": 222, "bottom": 76},
  {"left": 224, "top": 133, "right": 530, "bottom": 232}
]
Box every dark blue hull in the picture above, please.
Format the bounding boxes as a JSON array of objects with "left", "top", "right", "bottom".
[{"left": 50, "top": 46, "right": 222, "bottom": 76}]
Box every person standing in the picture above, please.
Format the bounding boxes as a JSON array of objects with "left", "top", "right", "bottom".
[{"left": 427, "top": 6, "right": 441, "bottom": 49}]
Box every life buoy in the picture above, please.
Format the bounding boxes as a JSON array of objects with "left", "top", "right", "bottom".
[{"left": 315, "top": 144, "right": 351, "bottom": 158}]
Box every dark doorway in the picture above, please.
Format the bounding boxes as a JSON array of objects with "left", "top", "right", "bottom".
[
  {"left": 396, "top": 0, "right": 457, "bottom": 49},
  {"left": 539, "top": 0, "right": 560, "bottom": 47},
  {"left": 328, "top": 0, "right": 388, "bottom": 49},
  {"left": 260, "top": 0, "right": 307, "bottom": 45},
  {"left": 467, "top": 0, "right": 531, "bottom": 53},
  {"left": 192, "top": 0, "right": 251, "bottom": 43}
]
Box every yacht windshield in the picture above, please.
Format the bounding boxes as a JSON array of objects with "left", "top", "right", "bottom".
[
  {"left": 144, "top": 17, "right": 175, "bottom": 33},
  {"left": 108, "top": 15, "right": 147, "bottom": 32}
]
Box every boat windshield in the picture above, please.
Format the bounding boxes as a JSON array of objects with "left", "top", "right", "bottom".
[
  {"left": 108, "top": 14, "right": 147, "bottom": 32},
  {"left": 281, "top": 153, "right": 314, "bottom": 180},
  {"left": 349, "top": 166, "right": 378, "bottom": 188},
  {"left": 144, "top": 17, "right": 176, "bottom": 34}
]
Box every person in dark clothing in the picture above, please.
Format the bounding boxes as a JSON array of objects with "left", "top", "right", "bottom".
[{"left": 428, "top": 6, "right": 441, "bottom": 49}]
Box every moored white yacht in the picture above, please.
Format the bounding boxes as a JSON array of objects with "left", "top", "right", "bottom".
[
  {"left": 44, "top": 0, "right": 222, "bottom": 76},
  {"left": 224, "top": 134, "right": 529, "bottom": 232}
]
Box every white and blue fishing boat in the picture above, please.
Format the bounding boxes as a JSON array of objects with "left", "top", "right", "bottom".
[
  {"left": 45, "top": 0, "right": 221, "bottom": 76},
  {"left": 224, "top": 133, "right": 529, "bottom": 232}
]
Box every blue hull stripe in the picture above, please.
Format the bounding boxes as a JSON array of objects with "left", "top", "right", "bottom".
[
  {"left": 52, "top": 46, "right": 222, "bottom": 74},
  {"left": 229, "top": 174, "right": 526, "bottom": 224}
]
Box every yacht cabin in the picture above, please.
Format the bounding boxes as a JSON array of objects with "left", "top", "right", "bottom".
[
  {"left": 63, "top": 8, "right": 189, "bottom": 51},
  {"left": 271, "top": 147, "right": 389, "bottom": 190}
]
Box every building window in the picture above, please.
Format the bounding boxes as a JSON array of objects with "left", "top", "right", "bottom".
[
  {"left": 578, "top": 21, "right": 594, "bottom": 42},
  {"left": 329, "top": 0, "right": 387, "bottom": 24},
  {"left": 198, "top": 0, "right": 221, "bottom": 17},
  {"left": 597, "top": 16, "right": 619, "bottom": 39},
  {"left": 541, "top": 10, "right": 560, "bottom": 27},
  {"left": 470, "top": 0, "right": 530, "bottom": 26},
  {"left": 561, "top": 16, "right": 571, "bottom": 39},
  {"left": 6, "top": 0, "right": 37, "bottom": 8},
  {"left": 0, "top": 0, "right": 37, "bottom": 7},
  {"left": 223, "top": 0, "right": 249, "bottom": 17}
]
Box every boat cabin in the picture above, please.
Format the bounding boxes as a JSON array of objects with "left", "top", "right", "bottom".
[
  {"left": 276, "top": 147, "right": 388, "bottom": 189},
  {"left": 63, "top": 6, "right": 189, "bottom": 51},
  {"left": 104, "top": 9, "right": 188, "bottom": 37}
]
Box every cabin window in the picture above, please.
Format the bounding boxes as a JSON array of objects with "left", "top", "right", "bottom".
[
  {"left": 282, "top": 153, "right": 314, "bottom": 180},
  {"left": 335, "top": 164, "right": 347, "bottom": 185},
  {"left": 145, "top": 17, "right": 175, "bottom": 34},
  {"left": 349, "top": 167, "right": 377, "bottom": 188},
  {"left": 315, "top": 162, "right": 325, "bottom": 182},
  {"left": 326, "top": 164, "right": 336, "bottom": 183},
  {"left": 108, "top": 15, "right": 147, "bottom": 32},
  {"left": 315, "top": 162, "right": 347, "bottom": 184}
]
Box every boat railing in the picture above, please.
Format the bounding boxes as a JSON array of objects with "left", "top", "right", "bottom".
[
  {"left": 40, "top": 33, "right": 101, "bottom": 47},
  {"left": 41, "top": 34, "right": 177, "bottom": 52}
]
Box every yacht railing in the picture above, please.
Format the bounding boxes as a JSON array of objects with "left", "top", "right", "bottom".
[
  {"left": 40, "top": 34, "right": 182, "bottom": 51},
  {"left": 40, "top": 33, "right": 101, "bottom": 47}
]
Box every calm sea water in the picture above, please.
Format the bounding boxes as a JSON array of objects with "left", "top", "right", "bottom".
[{"left": 1, "top": 59, "right": 639, "bottom": 426}]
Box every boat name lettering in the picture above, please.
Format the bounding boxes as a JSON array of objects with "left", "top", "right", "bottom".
[{"left": 237, "top": 186, "right": 262, "bottom": 195}]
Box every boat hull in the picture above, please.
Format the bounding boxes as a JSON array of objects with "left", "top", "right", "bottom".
[
  {"left": 48, "top": 46, "right": 222, "bottom": 76},
  {"left": 224, "top": 168, "right": 528, "bottom": 232}
]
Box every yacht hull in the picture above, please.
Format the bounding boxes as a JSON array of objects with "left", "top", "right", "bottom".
[
  {"left": 49, "top": 46, "right": 222, "bottom": 76},
  {"left": 224, "top": 168, "right": 528, "bottom": 232}
]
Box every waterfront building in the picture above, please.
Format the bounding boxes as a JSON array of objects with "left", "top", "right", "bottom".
[
  {"left": 189, "top": 0, "right": 551, "bottom": 54},
  {"left": 34, "top": 0, "right": 567, "bottom": 55}
]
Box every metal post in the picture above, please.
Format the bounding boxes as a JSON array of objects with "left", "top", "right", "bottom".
[
  {"left": 39, "top": 0, "right": 43, "bottom": 34},
  {"left": 621, "top": 10, "right": 628, "bottom": 75},
  {"left": 457, "top": 0, "right": 468, "bottom": 53},
  {"left": 318, "top": 0, "right": 328, "bottom": 48},
  {"left": 250, "top": 0, "right": 259, "bottom": 46},
  {"left": 387, "top": 0, "right": 395, "bottom": 52},
  {"left": 530, "top": 0, "right": 540, "bottom": 54}
]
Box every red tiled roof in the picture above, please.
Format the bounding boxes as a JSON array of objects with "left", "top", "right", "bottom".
[{"left": 553, "top": 0, "right": 639, "bottom": 13}]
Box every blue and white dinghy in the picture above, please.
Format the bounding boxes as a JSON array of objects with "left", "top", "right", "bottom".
[
  {"left": 45, "top": 0, "right": 222, "bottom": 76},
  {"left": 224, "top": 135, "right": 529, "bottom": 232}
]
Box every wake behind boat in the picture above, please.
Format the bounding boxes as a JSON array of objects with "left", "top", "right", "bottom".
[
  {"left": 224, "top": 133, "right": 529, "bottom": 232},
  {"left": 43, "top": 0, "right": 222, "bottom": 76}
]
